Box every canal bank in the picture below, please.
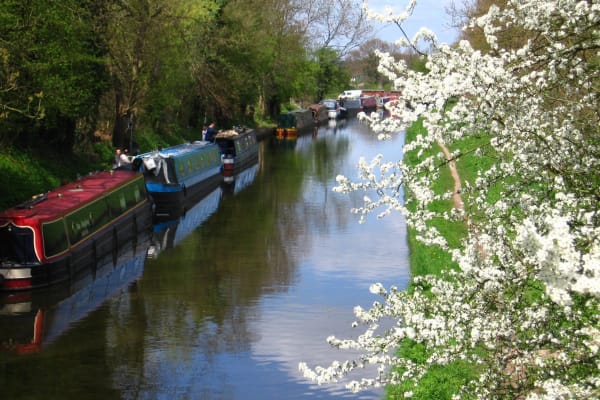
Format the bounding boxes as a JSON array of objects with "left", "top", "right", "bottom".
[{"left": 384, "top": 119, "right": 477, "bottom": 400}]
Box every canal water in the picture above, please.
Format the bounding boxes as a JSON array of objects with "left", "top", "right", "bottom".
[{"left": 0, "top": 118, "right": 410, "bottom": 399}]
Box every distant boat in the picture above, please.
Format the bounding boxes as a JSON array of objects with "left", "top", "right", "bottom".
[
  {"left": 319, "top": 99, "right": 347, "bottom": 119},
  {"left": 214, "top": 128, "right": 259, "bottom": 178},
  {"left": 275, "top": 103, "right": 330, "bottom": 140},
  {"left": 276, "top": 109, "right": 314, "bottom": 140},
  {"left": 309, "top": 103, "right": 329, "bottom": 124},
  {"left": 132, "top": 141, "right": 222, "bottom": 217},
  {"left": 0, "top": 170, "right": 153, "bottom": 291}
]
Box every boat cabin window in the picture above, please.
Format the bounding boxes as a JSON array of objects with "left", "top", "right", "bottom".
[
  {"left": 42, "top": 218, "right": 69, "bottom": 257},
  {"left": 65, "top": 198, "right": 110, "bottom": 245},
  {"left": 234, "top": 134, "right": 256, "bottom": 154},
  {"left": 0, "top": 224, "right": 38, "bottom": 263},
  {"left": 106, "top": 177, "right": 145, "bottom": 217}
]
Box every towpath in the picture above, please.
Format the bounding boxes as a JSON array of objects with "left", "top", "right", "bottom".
[{"left": 438, "top": 141, "right": 463, "bottom": 211}]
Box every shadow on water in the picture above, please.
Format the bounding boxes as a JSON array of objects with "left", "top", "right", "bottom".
[{"left": 0, "top": 118, "right": 410, "bottom": 400}]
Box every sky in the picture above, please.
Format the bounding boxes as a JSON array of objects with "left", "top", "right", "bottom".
[{"left": 366, "top": 0, "right": 460, "bottom": 45}]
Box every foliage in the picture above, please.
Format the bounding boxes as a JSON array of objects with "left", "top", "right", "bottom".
[
  {"left": 447, "top": 0, "right": 528, "bottom": 52},
  {"left": 300, "top": 1, "right": 600, "bottom": 398},
  {"left": 0, "top": 145, "right": 108, "bottom": 210},
  {"left": 188, "top": 0, "right": 310, "bottom": 122},
  {"left": 403, "top": 119, "right": 463, "bottom": 278},
  {"left": 0, "top": 46, "right": 44, "bottom": 121},
  {"left": 313, "top": 47, "right": 351, "bottom": 101},
  {"left": 103, "top": 0, "right": 217, "bottom": 147},
  {"left": 0, "top": 0, "right": 108, "bottom": 150},
  {"left": 0, "top": 0, "right": 380, "bottom": 156},
  {"left": 344, "top": 39, "right": 400, "bottom": 88},
  {"left": 292, "top": 0, "right": 372, "bottom": 58}
]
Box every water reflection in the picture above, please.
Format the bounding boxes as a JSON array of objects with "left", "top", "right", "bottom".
[
  {"left": 0, "top": 229, "right": 151, "bottom": 355},
  {"left": 221, "top": 162, "right": 259, "bottom": 196},
  {"left": 148, "top": 185, "right": 223, "bottom": 258},
  {"left": 0, "top": 118, "right": 409, "bottom": 400},
  {"left": 106, "top": 119, "right": 409, "bottom": 399}
]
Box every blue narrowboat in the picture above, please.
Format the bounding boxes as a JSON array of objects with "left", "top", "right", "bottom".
[{"left": 132, "top": 141, "right": 222, "bottom": 217}]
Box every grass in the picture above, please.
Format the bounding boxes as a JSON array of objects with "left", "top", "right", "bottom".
[
  {"left": 0, "top": 127, "right": 196, "bottom": 210},
  {"left": 384, "top": 120, "right": 494, "bottom": 399},
  {"left": 0, "top": 146, "right": 105, "bottom": 210},
  {"left": 403, "top": 120, "right": 466, "bottom": 277}
]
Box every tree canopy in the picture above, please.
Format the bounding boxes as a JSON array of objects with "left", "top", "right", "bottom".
[{"left": 0, "top": 0, "right": 378, "bottom": 155}]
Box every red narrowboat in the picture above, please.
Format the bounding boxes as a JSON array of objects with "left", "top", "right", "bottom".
[{"left": 0, "top": 170, "right": 153, "bottom": 291}]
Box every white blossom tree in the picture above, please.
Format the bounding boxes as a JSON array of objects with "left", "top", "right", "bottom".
[{"left": 299, "top": 0, "right": 600, "bottom": 398}]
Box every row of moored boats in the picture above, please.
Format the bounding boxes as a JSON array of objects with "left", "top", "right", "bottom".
[{"left": 0, "top": 128, "right": 259, "bottom": 291}]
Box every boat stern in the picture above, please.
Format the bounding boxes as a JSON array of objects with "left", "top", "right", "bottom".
[{"left": 0, "top": 262, "right": 34, "bottom": 291}]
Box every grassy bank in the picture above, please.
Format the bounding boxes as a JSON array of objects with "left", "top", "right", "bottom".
[
  {"left": 0, "top": 147, "right": 105, "bottom": 210},
  {"left": 401, "top": 120, "right": 465, "bottom": 277},
  {"left": 385, "top": 120, "right": 491, "bottom": 399},
  {"left": 0, "top": 127, "right": 198, "bottom": 211}
]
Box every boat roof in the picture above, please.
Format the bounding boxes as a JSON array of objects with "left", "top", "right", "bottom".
[
  {"left": 136, "top": 142, "right": 215, "bottom": 159},
  {"left": 215, "top": 129, "right": 255, "bottom": 141},
  {"left": 0, "top": 170, "right": 142, "bottom": 223}
]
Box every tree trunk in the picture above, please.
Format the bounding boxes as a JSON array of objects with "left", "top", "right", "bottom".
[{"left": 112, "top": 90, "right": 127, "bottom": 149}]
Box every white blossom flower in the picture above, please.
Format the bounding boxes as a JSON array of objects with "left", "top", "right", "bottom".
[{"left": 301, "top": 1, "right": 600, "bottom": 398}]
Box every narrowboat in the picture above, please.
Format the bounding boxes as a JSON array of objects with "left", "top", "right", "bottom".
[
  {"left": 132, "top": 141, "right": 222, "bottom": 217},
  {"left": 359, "top": 96, "right": 378, "bottom": 113},
  {"left": 319, "top": 99, "right": 347, "bottom": 119},
  {"left": 214, "top": 128, "right": 259, "bottom": 177},
  {"left": 0, "top": 170, "right": 153, "bottom": 291},
  {"left": 339, "top": 98, "right": 361, "bottom": 118},
  {"left": 275, "top": 109, "right": 314, "bottom": 139},
  {"left": 309, "top": 103, "right": 329, "bottom": 125}
]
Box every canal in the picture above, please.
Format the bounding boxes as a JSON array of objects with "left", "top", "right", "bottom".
[{"left": 0, "top": 118, "right": 410, "bottom": 399}]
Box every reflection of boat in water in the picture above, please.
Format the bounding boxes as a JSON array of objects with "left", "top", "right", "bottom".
[
  {"left": 132, "top": 141, "right": 222, "bottom": 218},
  {"left": 0, "top": 170, "right": 153, "bottom": 291},
  {"left": 147, "top": 185, "right": 222, "bottom": 258},
  {"left": 326, "top": 118, "right": 347, "bottom": 134},
  {"left": 0, "top": 229, "right": 151, "bottom": 354},
  {"left": 270, "top": 135, "right": 298, "bottom": 150},
  {"left": 222, "top": 162, "right": 259, "bottom": 195}
]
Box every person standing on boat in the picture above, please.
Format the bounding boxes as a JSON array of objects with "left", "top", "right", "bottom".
[
  {"left": 114, "top": 148, "right": 131, "bottom": 169},
  {"left": 120, "top": 149, "right": 131, "bottom": 165},
  {"left": 205, "top": 122, "right": 218, "bottom": 142},
  {"left": 201, "top": 125, "right": 208, "bottom": 141},
  {"left": 113, "top": 149, "right": 122, "bottom": 168}
]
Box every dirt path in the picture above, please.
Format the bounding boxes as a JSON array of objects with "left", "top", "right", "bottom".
[{"left": 438, "top": 141, "right": 463, "bottom": 210}]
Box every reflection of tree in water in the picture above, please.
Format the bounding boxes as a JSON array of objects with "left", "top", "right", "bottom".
[
  {"left": 288, "top": 122, "right": 383, "bottom": 243},
  {"left": 101, "top": 126, "right": 367, "bottom": 397}
]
